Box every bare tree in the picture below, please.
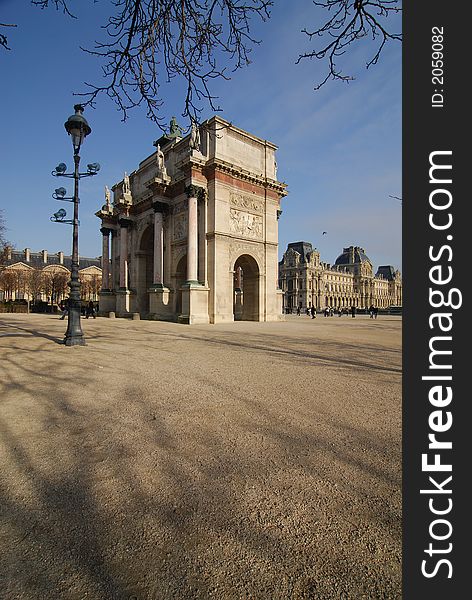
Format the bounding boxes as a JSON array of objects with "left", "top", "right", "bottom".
[
  {"left": 0, "top": 269, "right": 17, "bottom": 301},
  {"left": 28, "top": 0, "right": 272, "bottom": 128},
  {"left": 13, "top": 269, "right": 30, "bottom": 300},
  {"left": 89, "top": 273, "right": 102, "bottom": 300},
  {"left": 0, "top": 210, "right": 10, "bottom": 257},
  {"left": 3, "top": 1, "right": 401, "bottom": 125},
  {"left": 79, "top": 275, "right": 91, "bottom": 301},
  {"left": 27, "top": 268, "right": 46, "bottom": 303},
  {"left": 296, "top": 1, "right": 402, "bottom": 89},
  {"left": 43, "top": 269, "right": 69, "bottom": 305}
]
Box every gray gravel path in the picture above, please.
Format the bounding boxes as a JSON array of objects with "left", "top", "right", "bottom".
[{"left": 0, "top": 313, "right": 402, "bottom": 600}]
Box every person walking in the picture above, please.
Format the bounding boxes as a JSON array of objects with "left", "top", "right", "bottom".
[
  {"left": 351, "top": 305, "right": 356, "bottom": 318},
  {"left": 374, "top": 306, "right": 378, "bottom": 319},
  {"left": 310, "top": 305, "right": 316, "bottom": 319},
  {"left": 296, "top": 305, "right": 301, "bottom": 316},
  {"left": 369, "top": 304, "right": 375, "bottom": 319},
  {"left": 60, "top": 299, "right": 69, "bottom": 320},
  {"left": 86, "top": 300, "right": 96, "bottom": 319}
]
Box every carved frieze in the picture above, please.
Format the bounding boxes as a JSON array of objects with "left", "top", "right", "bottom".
[
  {"left": 229, "top": 209, "right": 263, "bottom": 240},
  {"left": 229, "top": 191, "right": 263, "bottom": 214},
  {"left": 228, "top": 241, "right": 264, "bottom": 269}
]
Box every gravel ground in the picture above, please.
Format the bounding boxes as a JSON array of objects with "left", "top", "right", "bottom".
[{"left": 0, "top": 313, "right": 402, "bottom": 600}]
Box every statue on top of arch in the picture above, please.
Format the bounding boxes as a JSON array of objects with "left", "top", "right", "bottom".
[
  {"left": 169, "top": 116, "right": 183, "bottom": 139},
  {"left": 189, "top": 117, "right": 201, "bottom": 152}
]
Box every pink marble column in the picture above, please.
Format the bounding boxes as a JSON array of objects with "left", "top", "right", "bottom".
[
  {"left": 119, "top": 220, "right": 131, "bottom": 289},
  {"left": 185, "top": 187, "right": 199, "bottom": 283},
  {"left": 100, "top": 227, "right": 111, "bottom": 290},
  {"left": 152, "top": 201, "right": 168, "bottom": 287},
  {"left": 153, "top": 210, "right": 164, "bottom": 286},
  {"left": 110, "top": 230, "right": 117, "bottom": 290}
]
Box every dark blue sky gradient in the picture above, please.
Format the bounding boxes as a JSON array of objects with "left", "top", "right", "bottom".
[{"left": 1, "top": 0, "right": 401, "bottom": 270}]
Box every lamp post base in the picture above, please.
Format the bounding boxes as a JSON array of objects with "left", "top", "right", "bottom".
[{"left": 64, "top": 334, "right": 86, "bottom": 346}]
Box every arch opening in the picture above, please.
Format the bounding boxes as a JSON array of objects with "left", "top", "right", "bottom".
[
  {"left": 233, "top": 254, "right": 260, "bottom": 321},
  {"left": 136, "top": 225, "right": 154, "bottom": 314}
]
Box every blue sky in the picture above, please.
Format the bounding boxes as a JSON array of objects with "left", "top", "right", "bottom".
[{"left": 1, "top": 0, "right": 401, "bottom": 271}]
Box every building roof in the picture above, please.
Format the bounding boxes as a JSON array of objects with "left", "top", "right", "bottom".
[
  {"left": 334, "top": 246, "right": 371, "bottom": 266},
  {"left": 4, "top": 249, "right": 101, "bottom": 270},
  {"left": 375, "top": 265, "right": 397, "bottom": 280},
  {"left": 286, "top": 241, "right": 313, "bottom": 263}
]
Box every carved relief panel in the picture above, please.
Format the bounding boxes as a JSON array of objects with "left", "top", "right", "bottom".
[
  {"left": 229, "top": 192, "right": 263, "bottom": 214},
  {"left": 229, "top": 209, "right": 263, "bottom": 239}
]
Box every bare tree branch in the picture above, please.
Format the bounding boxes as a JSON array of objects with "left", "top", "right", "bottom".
[
  {"left": 0, "top": 23, "right": 17, "bottom": 51},
  {"left": 0, "top": 210, "right": 11, "bottom": 252},
  {"left": 29, "top": 0, "right": 268, "bottom": 128},
  {"left": 31, "top": 0, "right": 77, "bottom": 19},
  {"left": 296, "top": 0, "right": 402, "bottom": 89},
  {"left": 3, "top": 1, "right": 401, "bottom": 125}
]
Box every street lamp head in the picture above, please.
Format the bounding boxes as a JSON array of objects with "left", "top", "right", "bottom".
[
  {"left": 54, "top": 187, "right": 67, "bottom": 198},
  {"left": 52, "top": 208, "right": 67, "bottom": 221},
  {"left": 87, "top": 162, "right": 101, "bottom": 174},
  {"left": 55, "top": 162, "right": 67, "bottom": 174},
  {"left": 64, "top": 104, "right": 91, "bottom": 153}
]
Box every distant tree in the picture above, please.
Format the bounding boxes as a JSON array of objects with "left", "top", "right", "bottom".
[
  {"left": 0, "top": 269, "right": 17, "bottom": 301},
  {"left": 43, "top": 268, "right": 69, "bottom": 305},
  {"left": 13, "top": 269, "right": 30, "bottom": 300},
  {"left": 89, "top": 273, "right": 102, "bottom": 300},
  {"left": 79, "top": 275, "right": 91, "bottom": 301},
  {"left": 0, "top": 210, "right": 11, "bottom": 265},
  {"left": 27, "top": 268, "right": 46, "bottom": 303},
  {"left": 1, "top": 1, "right": 401, "bottom": 127}
]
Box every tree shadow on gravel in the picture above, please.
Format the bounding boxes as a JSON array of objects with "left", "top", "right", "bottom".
[{"left": 0, "top": 317, "right": 401, "bottom": 600}]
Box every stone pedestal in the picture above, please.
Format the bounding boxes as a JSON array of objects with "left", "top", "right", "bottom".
[
  {"left": 122, "top": 192, "right": 132, "bottom": 205},
  {"left": 98, "top": 290, "right": 116, "bottom": 316},
  {"left": 234, "top": 289, "right": 243, "bottom": 321},
  {"left": 178, "top": 284, "right": 210, "bottom": 324},
  {"left": 148, "top": 286, "right": 174, "bottom": 321},
  {"left": 116, "top": 289, "right": 132, "bottom": 316}
]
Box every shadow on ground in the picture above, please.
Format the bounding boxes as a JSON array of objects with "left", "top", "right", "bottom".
[{"left": 0, "top": 316, "right": 402, "bottom": 600}]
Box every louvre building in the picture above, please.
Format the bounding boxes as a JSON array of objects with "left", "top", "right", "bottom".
[{"left": 278, "top": 242, "right": 402, "bottom": 313}]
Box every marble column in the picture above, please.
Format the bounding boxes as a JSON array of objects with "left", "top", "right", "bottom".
[
  {"left": 119, "top": 219, "right": 132, "bottom": 289},
  {"left": 100, "top": 227, "right": 111, "bottom": 290},
  {"left": 185, "top": 185, "right": 201, "bottom": 284},
  {"left": 110, "top": 230, "right": 117, "bottom": 290},
  {"left": 178, "top": 185, "right": 209, "bottom": 324},
  {"left": 153, "top": 206, "right": 164, "bottom": 287}
]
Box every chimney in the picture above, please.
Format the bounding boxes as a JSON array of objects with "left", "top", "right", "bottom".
[
  {"left": 41, "top": 250, "right": 48, "bottom": 263},
  {"left": 57, "top": 251, "right": 64, "bottom": 265},
  {"left": 24, "top": 248, "right": 30, "bottom": 262}
]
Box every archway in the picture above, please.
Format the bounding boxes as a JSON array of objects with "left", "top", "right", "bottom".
[
  {"left": 233, "top": 254, "right": 260, "bottom": 321},
  {"left": 136, "top": 225, "right": 154, "bottom": 314},
  {"left": 175, "top": 255, "right": 187, "bottom": 315}
]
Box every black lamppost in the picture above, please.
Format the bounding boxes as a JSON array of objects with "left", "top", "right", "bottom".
[{"left": 51, "top": 104, "right": 99, "bottom": 346}]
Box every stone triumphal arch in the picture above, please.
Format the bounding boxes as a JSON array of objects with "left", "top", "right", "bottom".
[{"left": 96, "top": 116, "right": 287, "bottom": 323}]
